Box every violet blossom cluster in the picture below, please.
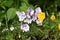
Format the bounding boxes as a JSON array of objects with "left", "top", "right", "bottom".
[{"left": 16, "top": 7, "right": 42, "bottom": 32}]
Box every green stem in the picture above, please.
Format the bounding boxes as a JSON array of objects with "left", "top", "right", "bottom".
[{"left": 5, "top": 15, "right": 8, "bottom": 28}]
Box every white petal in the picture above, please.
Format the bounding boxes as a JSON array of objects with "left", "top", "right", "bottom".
[
  {"left": 30, "top": 10, "right": 34, "bottom": 16},
  {"left": 24, "top": 18, "right": 32, "bottom": 24},
  {"left": 22, "top": 11, "right": 25, "bottom": 15},
  {"left": 36, "top": 20, "right": 42, "bottom": 25},
  {"left": 19, "top": 15, "right": 26, "bottom": 21},
  {"left": 26, "top": 15, "right": 31, "bottom": 18},
  {"left": 19, "top": 34, "right": 21, "bottom": 38},
  {"left": 10, "top": 27, "right": 14, "bottom": 31}
]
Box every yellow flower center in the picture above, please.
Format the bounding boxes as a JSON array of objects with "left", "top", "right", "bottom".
[
  {"left": 50, "top": 14, "right": 55, "bottom": 21},
  {"left": 37, "top": 12, "right": 45, "bottom": 22},
  {"left": 58, "top": 24, "right": 60, "bottom": 30}
]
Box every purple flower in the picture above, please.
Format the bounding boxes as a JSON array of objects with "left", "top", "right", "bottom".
[
  {"left": 27, "top": 8, "right": 34, "bottom": 16},
  {"left": 32, "top": 15, "right": 37, "bottom": 21},
  {"left": 31, "top": 7, "right": 42, "bottom": 21},
  {"left": 24, "top": 18, "right": 32, "bottom": 24},
  {"left": 16, "top": 11, "right": 26, "bottom": 21},
  {"left": 20, "top": 24, "right": 29, "bottom": 32},
  {"left": 35, "top": 7, "right": 42, "bottom": 13},
  {"left": 35, "top": 7, "right": 42, "bottom": 15}
]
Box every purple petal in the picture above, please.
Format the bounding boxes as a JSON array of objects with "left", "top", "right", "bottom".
[
  {"left": 20, "top": 24, "right": 29, "bottom": 32},
  {"left": 32, "top": 15, "right": 37, "bottom": 21},
  {"left": 16, "top": 11, "right": 26, "bottom": 21},
  {"left": 24, "top": 18, "right": 32, "bottom": 24},
  {"left": 16, "top": 11, "right": 22, "bottom": 16},
  {"left": 27, "top": 8, "right": 34, "bottom": 16},
  {"left": 35, "top": 7, "right": 42, "bottom": 13},
  {"left": 16, "top": 11, "right": 25, "bottom": 16}
]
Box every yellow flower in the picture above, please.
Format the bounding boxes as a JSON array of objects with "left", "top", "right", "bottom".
[
  {"left": 37, "top": 12, "right": 45, "bottom": 22},
  {"left": 58, "top": 24, "right": 60, "bottom": 30},
  {"left": 50, "top": 14, "right": 55, "bottom": 21}
]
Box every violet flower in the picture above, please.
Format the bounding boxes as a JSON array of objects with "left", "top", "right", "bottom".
[
  {"left": 35, "top": 7, "right": 42, "bottom": 16},
  {"left": 27, "top": 8, "right": 34, "bottom": 16},
  {"left": 16, "top": 11, "right": 26, "bottom": 21},
  {"left": 32, "top": 15, "right": 37, "bottom": 21},
  {"left": 35, "top": 7, "right": 42, "bottom": 13},
  {"left": 20, "top": 24, "right": 29, "bottom": 32}
]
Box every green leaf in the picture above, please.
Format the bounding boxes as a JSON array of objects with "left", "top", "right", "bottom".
[
  {"left": 7, "top": 8, "right": 16, "bottom": 21},
  {"left": 1, "top": 0, "right": 13, "bottom": 7},
  {"left": 20, "top": 3, "right": 28, "bottom": 12},
  {"left": 57, "top": 0, "right": 60, "bottom": 6}
]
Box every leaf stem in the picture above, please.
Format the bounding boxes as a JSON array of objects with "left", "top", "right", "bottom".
[{"left": 5, "top": 14, "right": 8, "bottom": 28}]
